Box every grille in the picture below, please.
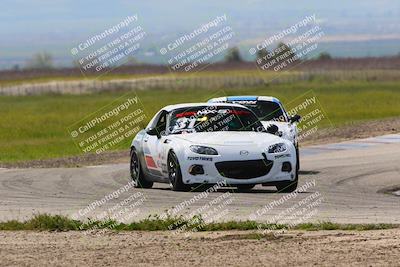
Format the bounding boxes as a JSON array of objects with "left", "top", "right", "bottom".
[{"left": 215, "top": 159, "right": 273, "bottom": 179}]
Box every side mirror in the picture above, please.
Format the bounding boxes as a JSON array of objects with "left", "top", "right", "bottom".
[
  {"left": 146, "top": 127, "right": 161, "bottom": 138},
  {"left": 290, "top": 114, "right": 301, "bottom": 123},
  {"left": 266, "top": 124, "right": 279, "bottom": 134}
]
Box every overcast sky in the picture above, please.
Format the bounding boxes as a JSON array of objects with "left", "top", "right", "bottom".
[{"left": 1, "top": 0, "right": 399, "bottom": 68}]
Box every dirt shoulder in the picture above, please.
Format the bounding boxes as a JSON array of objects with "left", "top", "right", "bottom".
[
  {"left": 0, "top": 150, "right": 130, "bottom": 169},
  {"left": 0, "top": 229, "right": 399, "bottom": 266},
  {"left": 1, "top": 117, "right": 399, "bottom": 169},
  {"left": 301, "top": 116, "right": 400, "bottom": 146}
]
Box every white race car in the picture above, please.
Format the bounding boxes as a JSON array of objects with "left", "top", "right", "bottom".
[
  {"left": 208, "top": 96, "right": 301, "bottom": 170},
  {"left": 130, "top": 103, "right": 298, "bottom": 192}
]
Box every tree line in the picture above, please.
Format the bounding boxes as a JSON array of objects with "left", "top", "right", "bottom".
[
  {"left": 225, "top": 43, "right": 332, "bottom": 63},
  {"left": 19, "top": 43, "right": 333, "bottom": 70}
]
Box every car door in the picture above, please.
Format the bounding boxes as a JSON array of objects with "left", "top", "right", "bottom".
[{"left": 142, "top": 110, "right": 168, "bottom": 178}]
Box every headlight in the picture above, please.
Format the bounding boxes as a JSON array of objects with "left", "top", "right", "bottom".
[
  {"left": 190, "top": 145, "right": 218, "bottom": 155},
  {"left": 268, "top": 143, "right": 287, "bottom": 153}
]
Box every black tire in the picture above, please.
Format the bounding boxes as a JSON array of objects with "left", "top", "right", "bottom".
[
  {"left": 296, "top": 144, "right": 300, "bottom": 171},
  {"left": 168, "top": 151, "right": 190, "bottom": 192},
  {"left": 276, "top": 169, "right": 298, "bottom": 193},
  {"left": 130, "top": 148, "right": 153, "bottom": 188},
  {"left": 236, "top": 184, "right": 255, "bottom": 192}
]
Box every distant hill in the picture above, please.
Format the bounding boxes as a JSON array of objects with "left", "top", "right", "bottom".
[{"left": 0, "top": 0, "right": 399, "bottom": 69}]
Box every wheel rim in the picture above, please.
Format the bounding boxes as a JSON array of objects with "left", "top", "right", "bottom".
[
  {"left": 168, "top": 156, "right": 177, "bottom": 186},
  {"left": 130, "top": 152, "right": 140, "bottom": 184}
]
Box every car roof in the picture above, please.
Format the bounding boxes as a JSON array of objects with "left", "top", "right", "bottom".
[
  {"left": 208, "top": 95, "right": 282, "bottom": 104},
  {"left": 162, "top": 102, "right": 248, "bottom": 112}
]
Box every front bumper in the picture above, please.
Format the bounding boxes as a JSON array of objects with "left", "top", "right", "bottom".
[{"left": 180, "top": 148, "right": 296, "bottom": 185}]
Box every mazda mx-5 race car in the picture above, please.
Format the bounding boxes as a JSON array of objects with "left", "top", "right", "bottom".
[
  {"left": 208, "top": 96, "right": 301, "bottom": 170},
  {"left": 130, "top": 103, "right": 298, "bottom": 192}
]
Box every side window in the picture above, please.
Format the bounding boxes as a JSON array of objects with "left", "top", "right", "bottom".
[{"left": 155, "top": 112, "right": 167, "bottom": 134}]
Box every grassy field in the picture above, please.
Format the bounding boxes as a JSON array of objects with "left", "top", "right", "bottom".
[
  {"left": 0, "top": 73, "right": 158, "bottom": 87},
  {"left": 0, "top": 70, "right": 306, "bottom": 89},
  {"left": 0, "top": 213, "right": 397, "bottom": 231},
  {"left": 2, "top": 69, "right": 400, "bottom": 87},
  {"left": 0, "top": 79, "right": 399, "bottom": 163}
]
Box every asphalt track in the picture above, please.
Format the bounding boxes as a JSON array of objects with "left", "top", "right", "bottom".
[{"left": 0, "top": 134, "right": 399, "bottom": 224}]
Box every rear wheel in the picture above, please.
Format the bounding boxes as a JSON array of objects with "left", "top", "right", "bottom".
[
  {"left": 130, "top": 148, "right": 153, "bottom": 188},
  {"left": 168, "top": 151, "right": 190, "bottom": 192},
  {"left": 236, "top": 184, "right": 255, "bottom": 192}
]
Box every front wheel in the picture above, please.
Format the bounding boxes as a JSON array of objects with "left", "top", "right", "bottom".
[
  {"left": 130, "top": 148, "right": 153, "bottom": 188},
  {"left": 168, "top": 151, "right": 190, "bottom": 192},
  {"left": 276, "top": 170, "right": 298, "bottom": 193}
]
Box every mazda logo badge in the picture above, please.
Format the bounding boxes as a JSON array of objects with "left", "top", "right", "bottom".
[{"left": 240, "top": 150, "right": 249, "bottom": 156}]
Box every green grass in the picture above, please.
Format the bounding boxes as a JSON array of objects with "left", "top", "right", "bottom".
[
  {"left": 0, "top": 79, "right": 399, "bottom": 162},
  {"left": 2, "top": 69, "right": 399, "bottom": 87},
  {"left": 0, "top": 69, "right": 303, "bottom": 86},
  {"left": 0, "top": 214, "right": 397, "bottom": 231},
  {"left": 0, "top": 73, "right": 162, "bottom": 87},
  {"left": 0, "top": 69, "right": 272, "bottom": 87}
]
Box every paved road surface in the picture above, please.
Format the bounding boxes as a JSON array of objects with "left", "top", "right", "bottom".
[{"left": 0, "top": 134, "right": 399, "bottom": 224}]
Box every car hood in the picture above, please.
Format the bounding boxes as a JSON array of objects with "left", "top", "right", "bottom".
[{"left": 171, "top": 131, "right": 284, "bottom": 146}]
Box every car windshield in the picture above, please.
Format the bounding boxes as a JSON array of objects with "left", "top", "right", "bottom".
[
  {"left": 236, "top": 101, "right": 287, "bottom": 122},
  {"left": 168, "top": 106, "right": 265, "bottom": 134}
]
